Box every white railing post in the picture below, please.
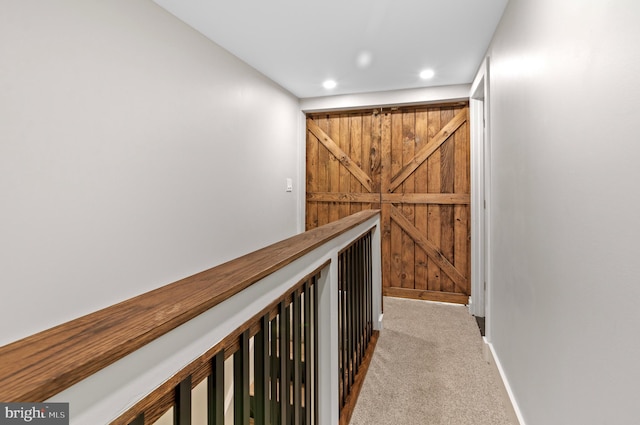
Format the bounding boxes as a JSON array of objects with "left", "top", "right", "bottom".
[
  {"left": 316, "top": 260, "right": 340, "bottom": 425},
  {"left": 317, "top": 217, "right": 383, "bottom": 424},
  {"left": 371, "top": 218, "right": 383, "bottom": 330}
]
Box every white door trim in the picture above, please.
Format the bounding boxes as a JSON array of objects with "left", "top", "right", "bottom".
[{"left": 470, "top": 57, "right": 491, "bottom": 340}]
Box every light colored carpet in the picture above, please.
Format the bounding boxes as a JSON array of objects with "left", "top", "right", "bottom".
[{"left": 350, "top": 297, "right": 516, "bottom": 425}]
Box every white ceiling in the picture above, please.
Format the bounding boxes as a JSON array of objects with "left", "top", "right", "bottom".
[{"left": 153, "top": 0, "right": 508, "bottom": 99}]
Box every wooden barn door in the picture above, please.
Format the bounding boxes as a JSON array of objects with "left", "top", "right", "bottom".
[
  {"left": 380, "top": 104, "right": 470, "bottom": 304},
  {"left": 306, "top": 103, "right": 470, "bottom": 304}
]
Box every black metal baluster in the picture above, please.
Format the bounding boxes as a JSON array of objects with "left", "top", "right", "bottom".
[
  {"left": 349, "top": 244, "right": 356, "bottom": 390},
  {"left": 361, "top": 235, "right": 368, "bottom": 350},
  {"left": 208, "top": 351, "right": 224, "bottom": 425},
  {"left": 353, "top": 240, "right": 359, "bottom": 372},
  {"left": 355, "top": 239, "right": 360, "bottom": 368},
  {"left": 304, "top": 281, "right": 312, "bottom": 425},
  {"left": 312, "top": 275, "right": 319, "bottom": 425},
  {"left": 279, "top": 300, "right": 289, "bottom": 425},
  {"left": 367, "top": 232, "right": 373, "bottom": 340},
  {"left": 175, "top": 375, "right": 191, "bottom": 425},
  {"left": 337, "top": 250, "right": 343, "bottom": 407},
  {"left": 365, "top": 232, "right": 372, "bottom": 340},
  {"left": 255, "top": 315, "right": 270, "bottom": 425},
  {"left": 359, "top": 237, "right": 365, "bottom": 358},
  {"left": 293, "top": 289, "right": 302, "bottom": 424},
  {"left": 353, "top": 239, "right": 362, "bottom": 373},
  {"left": 341, "top": 246, "right": 347, "bottom": 401},
  {"left": 271, "top": 315, "right": 280, "bottom": 425},
  {"left": 346, "top": 247, "right": 351, "bottom": 398},
  {"left": 340, "top": 250, "right": 347, "bottom": 406},
  {"left": 360, "top": 236, "right": 366, "bottom": 359},
  {"left": 234, "top": 331, "right": 250, "bottom": 425},
  {"left": 345, "top": 244, "right": 352, "bottom": 390}
]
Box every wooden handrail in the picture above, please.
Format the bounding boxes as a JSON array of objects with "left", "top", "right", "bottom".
[{"left": 0, "top": 209, "right": 380, "bottom": 402}]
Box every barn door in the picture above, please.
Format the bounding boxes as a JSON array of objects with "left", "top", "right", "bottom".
[
  {"left": 380, "top": 105, "right": 470, "bottom": 304},
  {"left": 306, "top": 103, "right": 470, "bottom": 304}
]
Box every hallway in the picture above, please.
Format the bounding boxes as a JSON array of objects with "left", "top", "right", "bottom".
[
  {"left": 350, "top": 297, "right": 517, "bottom": 425},
  {"left": 3, "top": 2, "right": 640, "bottom": 423}
]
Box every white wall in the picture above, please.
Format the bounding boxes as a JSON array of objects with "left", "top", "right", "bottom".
[
  {"left": 485, "top": 1, "right": 640, "bottom": 424},
  {"left": 0, "top": 0, "right": 301, "bottom": 346},
  {"left": 300, "top": 84, "right": 470, "bottom": 112}
]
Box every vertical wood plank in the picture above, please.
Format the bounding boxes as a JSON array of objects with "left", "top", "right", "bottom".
[
  {"left": 361, "top": 113, "right": 373, "bottom": 210},
  {"left": 439, "top": 107, "right": 456, "bottom": 293},
  {"left": 454, "top": 106, "right": 470, "bottom": 294},
  {"left": 453, "top": 203, "right": 470, "bottom": 294},
  {"left": 317, "top": 115, "right": 330, "bottom": 228},
  {"left": 401, "top": 109, "right": 416, "bottom": 289},
  {"left": 305, "top": 115, "right": 319, "bottom": 231},
  {"left": 390, "top": 111, "right": 404, "bottom": 289},
  {"left": 464, "top": 106, "right": 471, "bottom": 285},
  {"left": 328, "top": 115, "right": 341, "bottom": 224},
  {"left": 414, "top": 108, "right": 429, "bottom": 290},
  {"left": 339, "top": 114, "right": 351, "bottom": 220},
  {"left": 350, "top": 114, "right": 363, "bottom": 215},
  {"left": 380, "top": 111, "right": 392, "bottom": 291},
  {"left": 370, "top": 111, "right": 382, "bottom": 209},
  {"left": 426, "top": 107, "right": 442, "bottom": 292}
]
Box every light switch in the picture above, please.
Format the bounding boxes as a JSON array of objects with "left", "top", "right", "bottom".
[{"left": 286, "top": 178, "right": 293, "bottom": 192}]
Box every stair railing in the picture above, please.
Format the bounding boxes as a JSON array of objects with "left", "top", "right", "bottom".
[{"left": 0, "top": 210, "right": 382, "bottom": 425}]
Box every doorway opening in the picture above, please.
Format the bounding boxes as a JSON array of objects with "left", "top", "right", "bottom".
[{"left": 470, "top": 57, "right": 491, "bottom": 339}]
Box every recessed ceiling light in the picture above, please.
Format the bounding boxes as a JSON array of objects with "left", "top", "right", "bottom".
[
  {"left": 420, "top": 69, "right": 435, "bottom": 79},
  {"left": 323, "top": 79, "right": 337, "bottom": 89},
  {"left": 356, "top": 50, "right": 373, "bottom": 69}
]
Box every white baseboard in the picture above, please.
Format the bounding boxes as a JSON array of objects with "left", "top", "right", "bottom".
[
  {"left": 483, "top": 338, "right": 527, "bottom": 425},
  {"left": 376, "top": 313, "right": 384, "bottom": 330}
]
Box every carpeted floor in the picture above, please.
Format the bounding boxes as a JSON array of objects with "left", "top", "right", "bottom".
[{"left": 350, "top": 297, "right": 516, "bottom": 425}]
